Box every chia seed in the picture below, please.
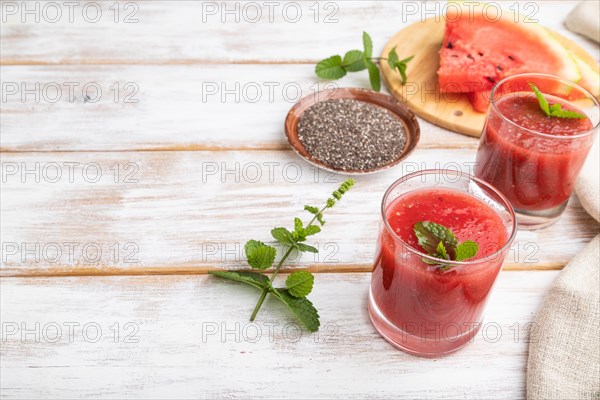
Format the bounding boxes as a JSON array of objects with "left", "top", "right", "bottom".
[{"left": 297, "top": 99, "right": 407, "bottom": 171}]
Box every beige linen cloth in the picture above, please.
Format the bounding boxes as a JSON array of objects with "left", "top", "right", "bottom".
[
  {"left": 565, "top": 1, "right": 600, "bottom": 43},
  {"left": 526, "top": 138, "right": 600, "bottom": 399}
]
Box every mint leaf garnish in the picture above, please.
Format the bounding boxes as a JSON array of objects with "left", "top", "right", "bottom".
[
  {"left": 435, "top": 241, "right": 449, "bottom": 260},
  {"left": 244, "top": 240, "right": 277, "bottom": 270},
  {"left": 315, "top": 55, "right": 346, "bottom": 80},
  {"left": 529, "top": 83, "right": 550, "bottom": 115},
  {"left": 414, "top": 221, "right": 458, "bottom": 259},
  {"left": 291, "top": 217, "right": 321, "bottom": 242},
  {"left": 314, "top": 32, "right": 414, "bottom": 91},
  {"left": 304, "top": 205, "right": 319, "bottom": 214},
  {"left": 211, "top": 179, "right": 355, "bottom": 331},
  {"left": 209, "top": 271, "right": 270, "bottom": 290},
  {"left": 303, "top": 225, "right": 321, "bottom": 237},
  {"left": 413, "top": 221, "right": 479, "bottom": 270},
  {"left": 529, "top": 82, "right": 586, "bottom": 119},
  {"left": 363, "top": 31, "right": 373, "bottom": 59},
  {"left": 387, "top": 47, "right": 413, "bottom": 84},
  {"left": 244, "top": 240, "right": 266, "bottom": 257},
  {"left": 548, "top": 103, "right": 587, "bottom": 119},
  {"left": 387, "top": 46, "right": 399, "bottom": 69},
  {"left": 296, "top": 243, "right": 318, "bottom": 253},
  {"left": 366, "top": 60, "right": 381, "bottom": 91},
  {"left": 285, "top": 271, "right": 315, "bottom": 298},
  {"left": 305, "top": 205, "right": 325, "bottom": 226},
  {"left": 342, "top": 50, "right": 367, "bottom": 72},
  {"left": 273, "top": 289, "right": 320, "bottom": 332},
  {"left": 294, "top": 217, "right": 303, "bottom": 234},
  {"left": 396, "top": 55, "right": 414, "bottom": 84},
  {"left": 271, "top": 227, "right": 295, "bottom": 245},
  {"left": 455, "top": 240, "right": 479, "bottom": 261}
]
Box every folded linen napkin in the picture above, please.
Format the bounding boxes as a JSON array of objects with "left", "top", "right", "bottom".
[
  {"left": 527, "top": 136, "right": 600, "bottom": 399},
  {"left": 565, "top": 1, "right": 600, "bottom": 44}
]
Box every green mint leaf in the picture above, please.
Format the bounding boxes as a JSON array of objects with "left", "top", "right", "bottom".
[
  {"left": 296, "top": 242, "right": 318, "bottom": 253},
  {"left": 414, "top": 221, "right": 459, "bottom": 259},
  {"left": 342, "top": 50, "right": 367, "bottom": 72},
  {"left": 392, "top": 55, "right": 415, "bottom": 85},
  {"left": 455, "top": 240, "right": 479, "bottom": 261},
  {"left": 363, "top": 31, "right": 373, "bottom": 59},
  {"left": 273, "top": 289, "right": 320, "bottom": 332},
  {"left": 285, "top": 271, "right": 315, "bottom": 298},
  {"left": 548, "top": 103, "right": 587, "bottom": 119},
  {"left": 303, "top": 225, "right": 321, "bottom": 237},
  {"left": 395, "top": 55, "right": 414, "bottom": 84},
  {"left": 387, "top": 46, "right": 399, "bottom": 69},
  {"left": 435, "top": 241, "right": 449, "bottom": 260},
  {"left": 396, "top": 63, "right": 407, "bottom": 84},
  {"left": 244, "top": 239, "right": 262, "bottom": 256},
  {"left": 246, "top": 243, "right": 277, "bottom": 270},
  {"left": 420, "top": 241, "right": 451, "bottom": 269},
  {"left": 400, "top": 55, "right": 415, "bottom": 65},
  {"left": 304, "top": 205, "right": 319, "bottom": 215},
  {"left": 316, "top": 213, "right": 325, "bottom": 226},
  {"left": 271, "top": 227, "right": 295, "bottom": 245},
  {"left": 529, "top": 82, "right": 586, "bottom": 119},
  {"left": 529, "top": 82, "right": 550, "bottom": 115},
  {"left": 315, "top": 55, "right": 346, "bottom": 80},
  {"left": 294, "top": 217, "right": 303, "bottom": 234},
  {"left": 209, "top": 271, "right": 269, "bottom": 291},
  {"left": 366, "top": 60, "right": 381, "bottom": 91},
  {"left": 293, "top": 217, "right": 308, "bottom": 242}
]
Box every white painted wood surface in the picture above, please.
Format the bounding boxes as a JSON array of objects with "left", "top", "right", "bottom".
[
  {"left": 0, "top": 64, "right": 477, "bottom": 151},
  {"left": 1, "top": 1, "right": 597, "bottom": 64},
  {"left": 1, "top": 1, "right": 599, "bottom": 398},
  {"left": 2, "top": 149, "right": 597, "bottom": 276},
  {"left": 0, "top": 271, "right": 557, "bottom": 399}
]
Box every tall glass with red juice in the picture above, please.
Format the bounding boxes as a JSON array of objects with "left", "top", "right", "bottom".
[
  {"left": 475, "top": 73, "right": 599, "bottom": 229},
  {"left": 369, "top": 170, "right": 516, "bottom": 357}
]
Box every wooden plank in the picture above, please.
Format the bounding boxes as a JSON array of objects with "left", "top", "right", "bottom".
[
  {"left": 1, "top": 1, "right": 597, "bottom": 65},
  {"left": 2, "top": 150, "right": 597, "bottom": 276},
  {"left": 0, "top": 271, "right": 558, "bottom": 399},
  {"left": 0, "top": 64, "right": 477, "bottom": 151}
]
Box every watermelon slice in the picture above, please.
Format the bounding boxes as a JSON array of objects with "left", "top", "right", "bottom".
[
  {"left": 438, "top": 2, "right": 581, "bottom": 111},
  {"left": 573, "top": 55, "right": 600, "bottom": 97},
  {"left": 466, "top": 91, "right": 491, "bottom": 113}
]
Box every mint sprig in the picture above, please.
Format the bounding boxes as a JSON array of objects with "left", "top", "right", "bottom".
[
  {"left": 528, "top": 83, "right": 586, "bottom": 119},
  {"left": 210, "top": 178, "right": 355, "bottom": 332},
  {"left": 413, "top": 221, "right": 479, "bottom": 270},
  {"left": 315, "top": 31, "right": 414, "bottom": 91},
  {"left": 414, "top": 221, "right": 458, "bottom": 259},
  {"left": 387, "top": 46, "right": 414, "bottom": 84}
]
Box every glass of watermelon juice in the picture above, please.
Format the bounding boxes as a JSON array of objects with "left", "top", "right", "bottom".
[
  {"left": 475, "top": 73, "right": 599, "bottom": 229},
  {"left": 369, "top": 170, "right": 516, "bottom": 357}
]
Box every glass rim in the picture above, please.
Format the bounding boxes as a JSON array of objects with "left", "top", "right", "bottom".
[
  {"left": 380, "top": 169, "right": 518, "bottom": 266},
  {"left": 490, "top": 72, "right": 600, "bottom": 141}
]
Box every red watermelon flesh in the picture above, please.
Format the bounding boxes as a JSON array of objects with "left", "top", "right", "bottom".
[
  {"left": 438, "top": 6, "right": 580, "bottom": 97},
  {"left": 467, "top": 91, "right": 491, "bottom": 113}
]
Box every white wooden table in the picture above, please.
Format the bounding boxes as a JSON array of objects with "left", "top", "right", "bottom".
[{"left": 1, "top": 1, "right": 599, "bottom": 398}]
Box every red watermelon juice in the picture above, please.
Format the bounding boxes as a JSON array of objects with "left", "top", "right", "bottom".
[
  {"left": 475, "top": 74, "right": 598, "bottom": 228},
  {"left": 368, "top": 171, "right": 516, "bottom": 357}
]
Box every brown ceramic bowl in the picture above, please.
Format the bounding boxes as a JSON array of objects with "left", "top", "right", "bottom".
[{"left": 284, "top": 87, "right": 420, "bottom": 175}]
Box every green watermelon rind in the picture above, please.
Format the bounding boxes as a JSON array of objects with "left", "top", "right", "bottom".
[{"left": 571, "top": 54, "right": 600, "bottom": 97}]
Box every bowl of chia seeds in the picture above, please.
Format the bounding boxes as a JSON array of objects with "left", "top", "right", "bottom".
[{"left": 284, "top": 88, "right": 420, "bottom": 174}]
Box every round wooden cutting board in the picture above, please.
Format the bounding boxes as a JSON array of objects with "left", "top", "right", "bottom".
[{"left": 381, "top": 18, "right": 600, "bottom": 137}]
